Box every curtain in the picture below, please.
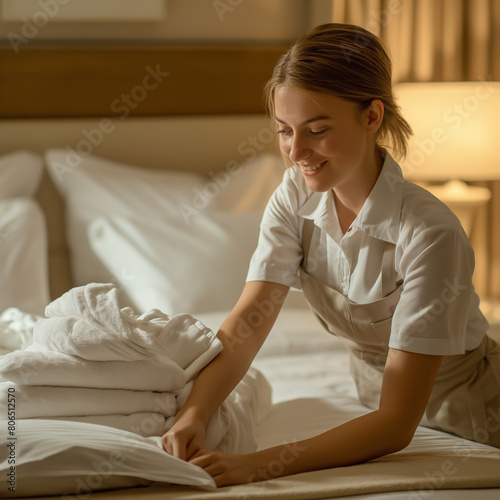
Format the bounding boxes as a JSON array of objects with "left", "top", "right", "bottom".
[{"left": 331, "top": 0, "right": 500, "bottom": 299}]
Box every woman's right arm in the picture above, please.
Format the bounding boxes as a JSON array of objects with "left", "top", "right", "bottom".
[{"left": 161, "top": 280, "right": 289, "bottom": 460}]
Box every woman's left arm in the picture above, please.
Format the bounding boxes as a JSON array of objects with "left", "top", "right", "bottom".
[{"left": 189, "top": 348, "right": 443, "bottom": 486}]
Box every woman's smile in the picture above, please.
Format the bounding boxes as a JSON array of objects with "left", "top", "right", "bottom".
[{"left": 299, "top": 160, "right": 327, "bottom": 175}]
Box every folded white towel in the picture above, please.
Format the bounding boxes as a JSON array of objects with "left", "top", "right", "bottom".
[
  {"left": 0, "top": 283, "right": 273, "bottom": 451},
  {"left": 33, "top": 367, "right": 274, "bottom": 446},
  {"left": 121, "top": 307, "right": 223, "bottom": 380},
  {"left": 32, "top": 284, "right": 223, "bottom": 378},
  {"left": 38, "top": 412, "right": 169, "bottom": 437},
  {"left": 0, "top": 382, "right": 176, "bottom": 419},
  {"left": 0, "top": 349, "right": 187, "bottom": 391}
]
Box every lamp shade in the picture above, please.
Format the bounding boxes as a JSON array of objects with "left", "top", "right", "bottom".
[{"left": 394, "top": 81, "right": 500, "bottom": 181}]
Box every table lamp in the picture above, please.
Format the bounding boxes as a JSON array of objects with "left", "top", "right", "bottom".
[{"left": 394, "top": 81, "right": 500, "bottom": 235}]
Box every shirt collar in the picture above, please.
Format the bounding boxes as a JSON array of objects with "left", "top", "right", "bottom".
[{"left": 296, "top": 152, "right": 405, "bottom": 244}]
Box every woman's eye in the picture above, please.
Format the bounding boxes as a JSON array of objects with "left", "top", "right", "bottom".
[
  {"left": 310, "top": 129, "right": 328, "bottom": 136},
  {"left": 277, "top": 129, "right": 292, "bottom": 136}
]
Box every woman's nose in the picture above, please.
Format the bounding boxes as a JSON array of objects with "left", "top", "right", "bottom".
[{"left": 288, "top": 134, "right": 312, "bottom": 163}]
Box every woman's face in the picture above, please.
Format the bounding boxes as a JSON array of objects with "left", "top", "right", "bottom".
[{"left": 274, "top": 85, "right": 380, "bottom": 194}]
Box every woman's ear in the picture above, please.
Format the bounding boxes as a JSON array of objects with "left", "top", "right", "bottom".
[{"left": 366, "top": 99, "right": 384, "bottom": 133}]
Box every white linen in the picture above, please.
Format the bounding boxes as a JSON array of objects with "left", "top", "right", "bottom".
[
  {"left": 214, "top": 153, "right": 285, "bottom": 213},
  {"left": 0, "top": 308, "right": 40, "bottom": 356},
  {"left": 33, "top": 283, "right": 222, "bottom": 374},
  {"left": 246, "top": 153, "right": 489, "bottom": 355},
  {"left": 0, "top": 350, "right": 186, "bottom": 391},
  {"left": 0, "top": 419, "right": 216, "bottom": 498},
  {"left": 32, "top": 413, "right": 173, "bottom": 437},
  {"left": 0, "top": 384, "right": 177, "bottom": 418},
  {"left": 88, "top": 211, "right": 262, "bottom": 315},
  {"left": 0, "top": 283, "right": 272, "bottom": 450},
  {"left": 45, "top": 149, "right": 210, "bottom": 287},
  {"left": 0, "top": 151, "right": 49, "bottom": 316},
  {"left": 0, "top": 199, "right": 50, "bottom": 316}
]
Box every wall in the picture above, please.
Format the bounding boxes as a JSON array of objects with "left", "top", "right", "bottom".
[{"left": 0, "top": 0, "right": 333, "bottom": 45}]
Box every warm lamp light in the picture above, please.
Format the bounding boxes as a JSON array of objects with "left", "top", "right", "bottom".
[{"left": 394, "top": 81, "right": 500, "bottom": 235}]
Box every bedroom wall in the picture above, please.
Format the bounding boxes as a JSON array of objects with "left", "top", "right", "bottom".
[{"left": 0, "top": 0, "right": 330, "bottom": 45}]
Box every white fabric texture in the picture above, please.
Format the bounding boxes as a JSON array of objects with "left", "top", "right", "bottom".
[
  {"left": 246, "top": 153, "right": 489, "bottom": 356},
  {"left": 0, "top": 150, "right": 48, "bottom": 316},
  {"left": 0, "top": 419, "right": 216, "bottom": 498},
  {"left": 0, "top": 350, "right": 186, "bottom": 392},
  {"left": 45, "top": 149, "right": 284, "bottom": 315},
  {"left": 0, "top": 308, "right": 40, "bottom": 356},
  {"left": 0, "top": 283, "right": 272, "bottom": 448},
  {"left": 0, "top": 384, "right": 177, "bottom": 418},
  {"left": 214, "top": 153, "right": 285, "bottom": 213},
  {"left": 35, "top": 284, "right": 221, "bottom": 373},
  {"left": 0, "top": 199, "right": 50, "bottom": 315},
  {"left": 88, "top": 211, "right": 262, "bottom": 314},
  {"left": 45, "top": 149, "right": 209, "bottom": 287}
]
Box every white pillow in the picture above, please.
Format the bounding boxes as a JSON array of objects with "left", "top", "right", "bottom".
[
  {"left": 0, "top": 150, "right": 43, "bottom": 198},
  {"left": 1, "top": 419, "right": 214, "bottom": 497},
  {"left": 215, "top": 153, "right": 285, "bottom": 212},
  {"left": 0, "top": 199, "right": 50, "bottom": 316},
  {"left": 89, "top": 211, "right": 262, "bottom": 315},
  {"left": 45, "top": 150, "right": 210, "bottom": 286}
]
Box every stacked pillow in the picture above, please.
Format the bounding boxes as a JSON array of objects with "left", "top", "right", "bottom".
[{"left": 0, "top": 151, "right": 50, "bottom": 315}]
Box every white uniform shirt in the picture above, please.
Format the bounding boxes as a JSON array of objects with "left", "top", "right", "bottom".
[{"left": 246, "top": 152, "right": 488, "bottom": 356}]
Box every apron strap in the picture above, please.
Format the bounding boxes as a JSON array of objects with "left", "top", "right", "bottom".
[
  {"left": 381, "top": 242, "right": 397, "bottom": 297},
  {"left": 301, "top": 218, "right": 315, "bottom": 266}
]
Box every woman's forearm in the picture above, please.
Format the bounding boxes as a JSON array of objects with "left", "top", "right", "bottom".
[
  {"left": 176, "top": 281, "right": 289, "bottom": 426},
  {"left": 247, "top": 347, "right": 443, "bottom": 480},
  {"left": 247, "top": 408, "right": 413, "bottom": 481}
]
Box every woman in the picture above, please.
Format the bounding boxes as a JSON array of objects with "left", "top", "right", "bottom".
[{"left": 162, "top": 23, "right": 500, "bottom": 486}]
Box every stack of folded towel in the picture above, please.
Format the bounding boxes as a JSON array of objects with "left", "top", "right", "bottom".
[{"left": 0, "top": 283, "right": 272, "bottom": 454}]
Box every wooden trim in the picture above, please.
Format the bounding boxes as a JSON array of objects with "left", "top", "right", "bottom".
[{"left": 0, "top": 45, "right": 287, "bottom": 118}]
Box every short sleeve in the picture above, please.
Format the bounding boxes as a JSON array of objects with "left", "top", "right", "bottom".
[
  {"left": 390, "top": 223, "right": 476, "bottom": 355},
  {"left": 246, "top": 168, "right": 304, "bottom": 288}
]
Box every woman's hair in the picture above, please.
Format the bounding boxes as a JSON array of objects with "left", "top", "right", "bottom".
[{"left": 264, "top": 23, "right": 412, "bottom": 159}]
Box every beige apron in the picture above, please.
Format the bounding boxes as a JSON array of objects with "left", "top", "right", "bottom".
[{"left": 300, "top": 219, "right": 500, "bottom": 448}]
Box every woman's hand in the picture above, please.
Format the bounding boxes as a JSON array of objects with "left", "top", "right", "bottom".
[
  {"left": 162, "top": 413, "right": 206, "bottom": 461},
  {"left": 188, "top": 449, "right": 263, "bottom": 487}
]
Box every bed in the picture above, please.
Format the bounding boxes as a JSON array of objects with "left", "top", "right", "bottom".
[{"left": 0, "top": 44, "right": 499, "bottom": 500}]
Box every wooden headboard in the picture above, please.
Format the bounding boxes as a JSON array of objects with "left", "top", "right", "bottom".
[
  {"left": 0, "top": 44, "right": 287, "bottom": 299},
  {"left": 0, "top": 45, "right": 287, "bottom": 118}
]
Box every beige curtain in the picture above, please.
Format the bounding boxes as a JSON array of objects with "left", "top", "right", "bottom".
[{"left": 332, "top": 0, "right": 500, "bottom": 299}]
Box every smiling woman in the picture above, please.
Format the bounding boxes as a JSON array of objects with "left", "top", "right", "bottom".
[{"left": 161, "top": 22, "right": 500, "bottom": 488}]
